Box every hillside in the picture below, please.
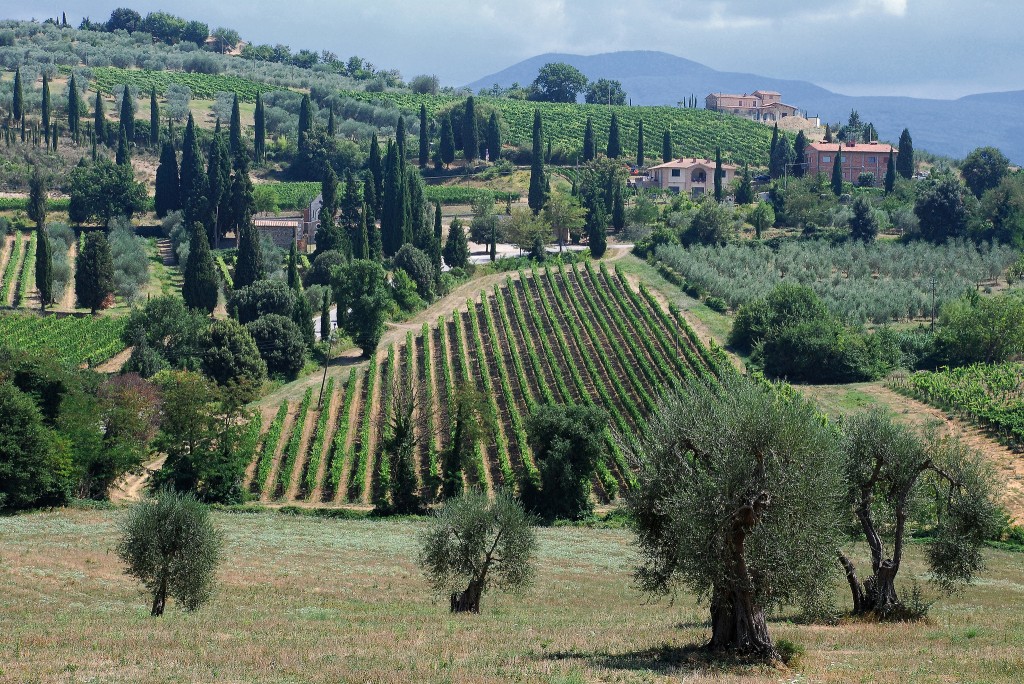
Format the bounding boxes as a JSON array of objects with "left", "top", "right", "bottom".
[
  {"left": 337, "top": 89, "right": 775, "bottom": 166},
  {"left": 466, "top": 51, "right": 1024, "bottom": 163},
  {"left": 246, "top": 261, "right": 728, "bottom": 507}
]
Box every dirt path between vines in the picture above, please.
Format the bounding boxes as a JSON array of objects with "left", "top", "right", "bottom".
[
  {"left": 260, "top": 411, "right": 295, "bottom": 502},
  {"left": 58, "top": 240, "right": 77, "bottom": 311},
  {"left": 800, "top": 382, "right": 1024, "bottom": 522},
  {"left": 333, "top": 372, "right": 363, "bottom": 504},
  {"left": 284, "top": 404, "right": 317, "bottom": 501},
  {"left": 93, "top": 346, "right": 133, "bottom": 373},
  {"left": 308, "top": 383, "right": 341, "bottom": 504},
  {"left": 109, "top": 455, "right": 167, "bottom": 503}
]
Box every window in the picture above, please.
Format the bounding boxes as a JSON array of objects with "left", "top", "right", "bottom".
[
  {"left": 841, "top": 156, "right": 847, "bottom": 162},
  {"left": 867, "top": 156, "right": 877, "bottom": 163},
  {"left": 671, "top": 169, "right": 681, "bottom": 177},
  {"left": 822, "top": 155, "right": 831, "bottom": 163}
]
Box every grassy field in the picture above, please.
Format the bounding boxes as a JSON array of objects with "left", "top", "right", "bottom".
[{"left": 1, "top": 508, "right": 1022, "bottom": 683}]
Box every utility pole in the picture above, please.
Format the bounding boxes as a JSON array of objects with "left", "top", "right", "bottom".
[{"left": 317, "top": 320, "right": 336, "bottom": 409}]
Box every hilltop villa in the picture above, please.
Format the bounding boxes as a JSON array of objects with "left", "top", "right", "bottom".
[
  {"left": 803, "top": 141, "right": 895, "bottom": 186},
  {"left": 646, "top": 158, "right": 740, "bottom": 197},
  {"left": 705, "top": 90, "right": 800, "bottom": 122}
]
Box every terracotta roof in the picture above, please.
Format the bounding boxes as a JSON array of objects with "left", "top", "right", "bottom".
[
  {"left": 806, "top": 142, "right": 895, "bottom": 154},
  {"left": 648, "top": 158, "right": 739, "bottom": 171}
]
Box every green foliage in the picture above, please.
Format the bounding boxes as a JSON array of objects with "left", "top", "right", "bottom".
[
  {"left": 849, "top": 195, "right": 879, "bottom": 242},
  {"left": 331, "top": 259, "right": 391, "bottom": 357},
  {"left": 199, "top": 318, "right": 267, "bottom": 400},
  {"left": 182, "top": 224, "right": 219, "bottom": 313},
  {"left": 418, "top": 490, "right": 537, "bottom": 613},
  {"left": 68, "top": 159, "right": 148, "bottom": 226},
  {"left": 116, "top": 487, "right": 221, "bottom": 616},
  {"left": 932, "top": 291, "right": 1024, "bottom": 367},
  {"left": 75, "top": 231, "right": 114, "bottom": 313},
  {"left": 91, "top": 66, "right": 275, "bottom": 102},
  {"left": 531, "top": 62, "right": 588, "bottom": 103},
  {"left": 0, "top": 380, "right": 71, "bottom": 512},
  {"left": 245, "top": 314, "right": 307, "bottom": 379},
  {"left": 523, "top": 404, "right": 607, "bottom": 523},
  {"left": 443, "top": 217, "right": 470, "bottom": 269}
]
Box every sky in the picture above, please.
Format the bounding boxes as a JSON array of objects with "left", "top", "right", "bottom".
[{"left": 13, "top": 0, "right": 1024, "bottom": 99}]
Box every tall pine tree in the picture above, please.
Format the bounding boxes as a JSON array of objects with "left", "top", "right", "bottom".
[
  {"left": 118, "top": 85, "right": 135, "bottom": 146},
  {"left": 12, "top": 67, "right": 23, "bottom": 121},
  {"left": 793, "top": 130, "right": 807, "bottom": 177},
  {"left": 287, "top": 240, "right": 300, "bottom": 289},
  {"left": 884, "top": 151, "right": 897, "bottom": 195},
  {"left": 768, "top": 123, "right": 781, "bottom": 178},
  {"left": 35, "top": 223, "right": 53, "bottom": 311},
  {"left": 395, "top": 114, "right": 407, "bottom": 165},
  {"left": 831, "top": 145, "right": 844, "bottom": 196},
  {"left": 233, "top": 222, "right": 264, "bottom": 290},
  {"left": 352, "top": 203, "right": 369, "bottom": 259},
  {"left": 714, "top": 147, "right": 724, "bottom": 201},
  {"left": 432, "top": 201, "right": 443, "bottom": 271},
  {"left": 229, "top": 94, "right": 242, "bottom": 161},
  {"left": 93, "top": 90, "right": 105, "bottom": 143},
  {"left": 149, "top": 87, "right": 159, "bottom": 147},
  {"left": 154, "top": 141, "right": 180, "bottom": 218},
  {"left": 662, "top": 129, "right": 673, "bottom": 162},
  {"left": 41, "top": 74, "right": 51, "bottom": 145},
  {"left": 229, "top": 154, "right": 255, "bottom": 242},
  {"left": 75, "top": 232, "right": 114, "bottom": 314},
  {"left": 381, "top": 140, "right": 406, "bottom": 256},
  {"left": 298, "top": 94, "right": 312, "bottom": 152},
  {"left": 206, "top": 133, "right": 231, "bottom": 246},
  {"left": 606, "top": 113, "right": 621, "bottom": 158},
  {"left": 179, "top": 114, "right": 209, "bottom": 235},
  {"left": 582, "top": 117, "right": 595, "bottom": 162},
  {"left": 462, "top": 96, "right": 478, "bottom": 162},
  {"left": 528, "top": 109, "right": 547, "bottom": 214},
  {"left": 115, "top": 128, "right": 130, "bottom": 166},
  {"left": 418, "top": 103, "right": 429, "bottom": 168},
  {"left": 636, "top": 119, "right": 645, "bottom": 167},
  {"left": 315, "top": 165, "right": 343, "bottom": 254},
  {"left": 438, "top": 114, "right": 455, "bottom": 168},
  {"left": 67, "top": 73, "right": 80, "bottom": 140},
  {"left": 736, "top": 164, "right": 754, "bottom": 204},
  {"left": 254, "top": 92, "right": 265, "bottom": 163},
  {"left": 612, "top": 182, "right": 625, "bottom": 232},
  {"left": 486, "top": 111, "right": 501, "bottom": 162},
  {"left": 896, "top": 128, "right": 914, "bottom": 179},
  {"left": 182, "top": 222, "right": 219, "bottom": 314}
]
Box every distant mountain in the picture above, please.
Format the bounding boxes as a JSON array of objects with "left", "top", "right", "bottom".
[{"left": 466, "top": 51, "right": 1024, "bottom": 164}]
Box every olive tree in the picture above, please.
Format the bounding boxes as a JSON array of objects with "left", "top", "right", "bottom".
[
  {"left": 418, "top": 490, "right": 537, "bottom": 613},
  {"left": 116, "top": 488, "right": 221, "bottom": 616},
  {"left": 625, "top": 375, "right": 845, "bottom": 659},
  {"left": 839, "top": 410, "right": 1002, "bottom": 619}
]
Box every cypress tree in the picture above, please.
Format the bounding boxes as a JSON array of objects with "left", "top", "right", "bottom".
[
  {"left": 316, "top": 165, "right": 342, "bottom": 254},
  {"left": 381, "top": 141, "right": 405, "bottom": 256},
  {"left": 229, "top": 154, "right": 255, "bottom": 241},
  {"left": 67, "top": 73, "right": 80, "bottom": 139},
  {"left": 75, "top": 232, "right": 114, "bottom": 315},
  {"left": 439, "top": 114, "right": 455, "bottom": 168},
  {"left": 327, "top": 108, "right": 335, "bottom": 136},
  {"left": 896, "top": 128, "right": 914, "bottom": 179},
  {"left": 362, "top": 175, "right": 378, "bottom": 223},
  {"left": 287, "top": 240, "right": 300, "bottom": 289},
  {"left": 368, "top": 132, "right": 385, "bottom": 208},
  {"left": 93, "top": 90, "right": 105, "bottom": 143},
  {"left": 885, "top": 151, "right": 897, "bottom": 194},
  {"left": 586, "top": 202, "right": 607, "bottom": 258},
  {"left": 298, "top": 94, "right": 312, "bottom": 150},
  {"left": 606, "top": 113, "right": 621, "bottom": 158},
  {"left": 768, "top": 123, "right": 780, "bottom": 177},
  {"left": 443, "top": 217, "right": 469, "bottom": 268},
  {"left": 229, "top": 94, "right": 242, "bottom": 161},
  {"left": 636, "top": 119, "right": 645, "bottom": 167},
  {"left": 115, "top": 128, "right": 130, "bottom": 166},
  {"left": 582, "top": 117, "right": 595, "bottom": 162},
  {"left": 489, "top": 220, "right": 496, "bottom": 261},
  {"left": 182, "top": 222, "right": 219, "bottom": 314},
  {"left": 179, "top": 114, "right": 209, "bottom": 234},
  {"left": 254, "top": 92, "right": 265, "bottom": 163},
  {"left": 662, "top": 129, "right": 672, "bottom": 162},
  {"left": 41, "top": 74, "right": 51, "bottom": 145},
  {"left": 35, "top": 223, "right": 53, "bottom": 311},
  {"left": 432, "top": 201, "right": 443, "bottom": 270},
  {"left": 118, "top": 85, "right": 135, "bottom": 145},
  {"left": 352, "top": 203, "right": 368, "bottom": 259},
  {"left": 831, "top": 145, "right": 844, "bottom": 196},
  {"left": 407, "top": 165, "right": 426, "bottom": 249},
  {"left": 528, "top": 109, "right": 547, "bottom": 214},
  {"left": 736, "top": 164, "right": 754, "bottom": 204},
  {"left": 824, "top": 123, "right": 833, "bottom": 143},
  {"left": 486, "top": 111, "right": 501, "bottom": 162},
  {"left": 320, "top": 291, "right": 331, "bottom": 342},
  {"left": 206, "top": 134, "right": 230, "bottom": 245},
  {"left": 612, "top": 182, "right": 625, "bottom": 232},
  {"left": 714, "top": 147, "right": 724, "bottom": 201},
  {"left": 292, "top": 281, "right": 315, "bottom": 349},
  {"left": 149, "top": 87, "right": 159, "bottom": 147},
  {"left": 341, "top": 170, "right": 361, "bottom": 246},
  {"left": 233, "top": 222, "right": 264, "bottom": 290},
  {"left": 396, "top": 114, "right": 407, "bottom": 165},
  {"left": 418, "top": 103, "right": 428, "bottom": 168},
  {"left": 154, "top": 141, "right": 180, "bottom": 218},
  {"left": 12, "top": 67, "right": 23, "bottom": 121},
  {"left": 367, "top": 202, "right": 383, "bottom": 262},
  {"left": 27, "top": 170, "right": 46, "bottom": 230},
  {"left": 462, "top": 96, "right": 478, "bottom": 162},
  {"left": 793, "top": 130, "right": 807, "bottom": 177}
]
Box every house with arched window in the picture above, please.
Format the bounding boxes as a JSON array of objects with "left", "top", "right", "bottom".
[{"left": 647, "top": 158, "right": 739, "bottom": 197}]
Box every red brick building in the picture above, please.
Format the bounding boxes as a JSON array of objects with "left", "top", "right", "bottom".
[
  {"left": 803, "top": 141, "right": 895, "bottom": 186},
  {"left": 705, "top": 90, "right": 800, "bottom": 121}
]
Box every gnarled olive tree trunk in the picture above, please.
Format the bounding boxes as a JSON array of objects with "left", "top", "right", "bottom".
[
  {"left": 706, "top": 492, "right": 777, "bottom": 658},
  {"left": 450, "top": 577, "right": 484, "bottom": 613}
]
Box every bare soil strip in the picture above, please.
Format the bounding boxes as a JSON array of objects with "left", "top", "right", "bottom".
[
  {"left": 308, "top": 380, "right": 342, "bottom": 504},
  {"left": 284, "top": 400, "right": 318, "bottom": 501},
  {"left": 332, "top": 371, "right": 364, "bottom": 504},
  {"left": 260, "top": 411, "right": 295, "bottom": 503}
]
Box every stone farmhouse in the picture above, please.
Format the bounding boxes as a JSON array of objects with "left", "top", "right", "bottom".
[
  {"left": 803, "top": 141, "right": 895, "bottom": 186},
  {"left": 646, "top": 158, "right": 739, "bottom": 197},
  {"left": 252, "top": 194, "right": 322, "bottom": 251},
  {"left": 705, "top": 90, "right": 800, "bottom": 122}
]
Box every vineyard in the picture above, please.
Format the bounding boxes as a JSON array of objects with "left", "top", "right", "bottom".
[
  {"left": 651, "top": 239, "right": 1020, "bottom": 324},
  {"left": 891, "top": 363, "right": 1024, "bottom": 449},
  {"left": 242, "top": 262, "right": 729, "bottom": 506},
  {"left": 1, "top": 230, "right": 37, "bottom": 308},
  {"left": 85, "top": 66, "right": 277, "bottom": 102},
  {"left": 337, "top": 90, "right": 776, "bottom": 166},
  {"left": 0, "top": 312, "right": 126, "bottom": 366}
]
